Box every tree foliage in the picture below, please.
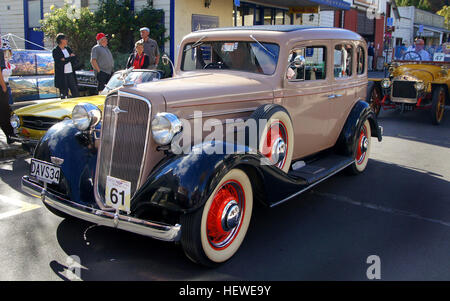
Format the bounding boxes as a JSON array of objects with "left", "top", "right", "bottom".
[
  {"left": 396, "top": 0, "right": 432, "bottom": 12},
  {"left": 39, "top": 4, "right": 97, "bottom": 68},
  {"left": 395, "top": 0, "right": 448, "bottom": 13},
  {"left": 39, "top": 0, "right": 167, "bottom": 71},
  {"left": 437, "top": 6, "right": 450, "bottom": 30}
]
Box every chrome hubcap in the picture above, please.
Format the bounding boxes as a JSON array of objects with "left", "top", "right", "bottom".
[
  {"left": 361, "top": 137, "right": 368, "bottom": 153},
  {"left": 221, "top": 200, "right": 240, "bottom": 231},
  {"left": 271, "top": 137, "right": 286, "bottom": 166}
]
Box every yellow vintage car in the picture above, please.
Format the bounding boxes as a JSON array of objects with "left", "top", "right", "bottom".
[
  {"left": 10, "top": 69, "right": 161, "bottom": 151},
  {"left": 368, "top": 51, "right": 449, "bottom": 125}
]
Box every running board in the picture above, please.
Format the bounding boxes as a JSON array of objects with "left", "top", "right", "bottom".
[{"left": 270, "top": 155, "right": 354, "bottom": 207}]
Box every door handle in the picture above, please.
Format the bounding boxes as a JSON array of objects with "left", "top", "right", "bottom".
[
  {"left": 334, "top": 94, "right": 343, "bottom": 98},
  {"left": 327, "top": 94, "right": 336, "bottom": 99}
]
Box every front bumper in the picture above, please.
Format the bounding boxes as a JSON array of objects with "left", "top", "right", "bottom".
[
  {"left": 9, "top": 135, "right": 40, "bottom": 146},
  {"left": 21, "top": 176, "right": 181, "bottom": 242}
]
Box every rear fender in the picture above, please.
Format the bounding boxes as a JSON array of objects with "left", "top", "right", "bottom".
[{"left": 336, "top": 100, "right": 382, "bottom": 156}]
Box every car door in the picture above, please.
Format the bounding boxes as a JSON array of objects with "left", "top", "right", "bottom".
[
  {"left": 281, "top": 42, "right": 336, "bottom": 159},
  {"left": 328, "top": 41, "right": 361, "bottom": 144}
]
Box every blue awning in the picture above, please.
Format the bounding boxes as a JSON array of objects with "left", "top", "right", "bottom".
[
  {"left": 244, "top": 0, "right": 351, "bottom": 11},
  {"left": 309, "top": 0, "right": 351, "bottom": 10}
]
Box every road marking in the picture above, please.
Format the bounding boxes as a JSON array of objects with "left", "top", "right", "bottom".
[
  {"left": 312, "top": 191, "right": 450, "bottom": 228},
  {"left": 0, "top": 195, "right": 41, "bottom": 220}
]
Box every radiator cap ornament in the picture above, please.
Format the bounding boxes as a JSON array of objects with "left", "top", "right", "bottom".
[{"left": 112, "top": 106, "right": 127, "bottom": 114}]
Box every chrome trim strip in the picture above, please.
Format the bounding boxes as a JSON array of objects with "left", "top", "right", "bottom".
[
  {"left": 269, "top": 160, "right": 354, "bottom": 208},
  {"left": 22, "top": 176, "right": 181, "bottom": 242},
  {"left": 186, "top": 107, "right": 258, "bottom": 120}
]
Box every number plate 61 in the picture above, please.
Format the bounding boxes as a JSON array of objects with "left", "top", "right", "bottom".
[{"left": 105, "top": 176, "right": 131, "bottom": 213}]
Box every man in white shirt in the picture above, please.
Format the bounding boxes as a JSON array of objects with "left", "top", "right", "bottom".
[{"left": 404, "top": 39, "right": 431, "bottom": 61}]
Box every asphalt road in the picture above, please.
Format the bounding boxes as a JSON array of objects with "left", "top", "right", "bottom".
[{"left": 0, "top": 107, "right": 449, "bottom": 281}]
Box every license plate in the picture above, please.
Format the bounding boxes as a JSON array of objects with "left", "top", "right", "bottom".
[
  {"left": 30, "top": 158, "right": 61, "bottom": 184},
  {"left": 105, "top": 176, "right": 131, "bottom": 213}
]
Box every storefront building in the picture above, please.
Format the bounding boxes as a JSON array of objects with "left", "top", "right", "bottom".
[{"left": 2, "top": 0, "right": 354, "bottom": 61}]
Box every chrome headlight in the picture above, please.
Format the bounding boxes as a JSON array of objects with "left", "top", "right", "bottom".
[
  {"left": 151, "top": 112, "right": 182, "bottom": 145},
  {"left": 381, "top": 78, "right": 391, "bottom": 89},
  {"left": 10, "top": 114, "right": 20, "bottom": 129},
  {"left": 72, "top": 103, "right": 101, "bottom": 131},
  {"left": 414, "top": 81, "right": 425, "bottom": 91}
]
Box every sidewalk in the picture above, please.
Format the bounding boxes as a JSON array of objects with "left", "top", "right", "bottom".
[{"left": 0, "top": 131, "right": 28, "bottom": 160}]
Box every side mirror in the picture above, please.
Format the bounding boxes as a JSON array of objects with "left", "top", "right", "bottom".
[
  {"left": 161, "top": 54, "right": 176, "bottom": 77},
  {"left": 292, "top": 55, "right": 305, "bottom": 69},
  {"left": 162, "top": 54, "right": 170, "bottom": 66}
]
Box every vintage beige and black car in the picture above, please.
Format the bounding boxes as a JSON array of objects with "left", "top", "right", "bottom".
[{"left": 22, "top": 25, "right": 382, "bottom": 266}]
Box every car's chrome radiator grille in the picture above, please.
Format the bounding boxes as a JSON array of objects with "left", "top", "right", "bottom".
[
  {"left": 22, "top": 116, "right": 60, "bottom": 131},
  {"left": 392, "top": 80, "right": 417, "bottom": 99},
  {"left": 96, "top": 93, "right": 150, "bottom": 202}
]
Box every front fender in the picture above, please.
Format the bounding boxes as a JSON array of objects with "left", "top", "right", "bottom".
[
  {"left": 131, "top": 142, "right": 307, "bottom": 214},
  {"left": 336, "top": 100, "right": 382, "bottom": 156},
  {"left": 34, "top": 120, "right": 98, "bottom": 206}
]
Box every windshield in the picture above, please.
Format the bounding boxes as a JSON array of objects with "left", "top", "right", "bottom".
[
  {"left": 103, "top": 70, "right": 160, "bottom": 94},
  {"left": 394, "top": 40, "right": 450, "bottom": 62},
  {"left": 181, "top": 41, "right": 280, "bottom": 75}
]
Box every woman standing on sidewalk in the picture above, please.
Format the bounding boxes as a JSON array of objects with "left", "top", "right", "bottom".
[
  {"left": 53, "top": 33, "right": 79, "bottom": 98},
  {"left": 0, "top": 37, "right": 14, "bottom": 144}
]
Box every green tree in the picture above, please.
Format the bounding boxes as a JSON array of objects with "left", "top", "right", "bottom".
[
  {"left": 39, "top": 4, "right": 97, "bottom": 69},
  {"left": 437, "top": 5, "right": 450, "bottom": 30},
  {"left": 396, "top": 0, "right": 432, "bottom": 12},
  {"left": 39, "top": 0, "right": 168, "bottom": 72},
  {"left": 95, "top": 0, "right": 168, "bottom": 66}
]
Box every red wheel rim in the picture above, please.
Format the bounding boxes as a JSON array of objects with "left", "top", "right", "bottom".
[
  {"left": 206, "top": 180, "right": 245, "bottom": 250},
  {"left": 371, "top": 88, "right": 381, "bottom": 115},
  {"left": 261, "top": 121, "right": 288, "bottom": 169},
  {"left": 356, "top": 124, "right": 368, "bottom": 165},
  {"left": 437, "top": 90, "right": 445, "bottom": 122}
]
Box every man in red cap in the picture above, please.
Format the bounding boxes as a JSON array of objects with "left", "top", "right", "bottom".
[{"left": 90, "top": 33, "right": 114, "bottom": 92}]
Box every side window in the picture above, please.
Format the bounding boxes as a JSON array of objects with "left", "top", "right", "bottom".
[
  {"left": 334, "top": 44, "right": 353, "bottom": 78},
  {"left": 357, "top": 46, "right": 365, "bottom": 75},
  {"left": 287, "top": 46, "right": 327, "bottom": 81}
]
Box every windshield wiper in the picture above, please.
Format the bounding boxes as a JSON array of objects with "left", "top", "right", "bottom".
[
  {"left": 184, "top": 35, "right": 206, "bottom": 53},
  {"left": 250, "top": 34, "right": 276, "bottom": 58}
]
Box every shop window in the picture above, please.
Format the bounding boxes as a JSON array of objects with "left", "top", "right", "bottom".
[
  {"left": 334, "top": 44, "right": 353, "bottom": 78},
  {"left": 243, "top": 6, "right": 254, "bottom": 26},
  {"left": 264, "top": 8, "right": 273, "bottom": 25},
  {"left": 357, "top": 46, "right": 365, "bottom": 74},
  {"left": 275, "top": 10, "right": 284, "bottom": 25},
  {"left": 287, "top": 46, "right": 327, "bottom": 81}
]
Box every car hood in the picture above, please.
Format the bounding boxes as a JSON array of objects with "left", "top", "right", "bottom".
[
  {"left": 14, "top": 95, "right": 106, "bottom": 119},
  {"left": 393, "top": 64, "right": 442, "bottom": 83},
  {"left": 121, "top": 71, "right": 275, "bottom": 119}
]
